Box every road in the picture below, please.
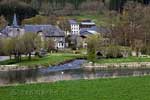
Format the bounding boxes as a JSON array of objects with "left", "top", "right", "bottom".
[{"left": 0, "top": 56, "right": 9, "bottom": 61}]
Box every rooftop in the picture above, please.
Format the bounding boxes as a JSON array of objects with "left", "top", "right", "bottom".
[
  {"left": 12, "top": 13, "right": 19, "bottom": 28},
  {"left": 69, "top": 20, "right": 78, "bottom": 25},
  {"left": 24, "top": 25, "right": 65, "bottom": 37},
  {"left": 80, "top": 26, "right": 110, "bottom": 36}
]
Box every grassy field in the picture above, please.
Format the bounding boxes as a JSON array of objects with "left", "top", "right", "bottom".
[
  {"left": 67, "top": 13, "right": 119, "bottom": 27},
  {"left": 0, "top": 76, "right": 150, "bottom": 100},
  {"left": 96, "top": 57, "right": 150, "bottom": 64},
  {"left": 0, "top": 53, "right": 84, "bottom": 66},
  {"left": 23, "top": 13, "right": 118, "bottom": 27}
]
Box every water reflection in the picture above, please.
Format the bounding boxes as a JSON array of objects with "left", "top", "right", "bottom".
[{"left": 0, "top": 60, "right": 150, "bottom": 85}]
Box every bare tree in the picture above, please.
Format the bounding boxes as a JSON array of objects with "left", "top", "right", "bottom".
[
  {"left": 0, "top": 15, "right": 8, "bottom": 29},
  {"left": 79, "top": 0, "right": 106, "bottom": 14}
]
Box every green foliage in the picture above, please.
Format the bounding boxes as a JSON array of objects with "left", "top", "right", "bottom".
[
  {"left": 106, "top": 45, "right": 122, "bottom": 58},
  {"left": 87, "top": 34, "right": 102, "bottom": 62},
  {"left": 0, "top": 15, "right": 8, "bottom": 29},
  {"left": 141, "top": 46, "right": 150, "bottom": 55},
  {"left": 44, "top": 38, "right": 55, "bottom": 52},
  {"left": 0, "top": 53, "right": 84, "bottom": 66},
  {"left": 96, "top": 56, "right": 150, "bottom": 64},
  {"left": 0, "top": 38, "right": 4, "bottom": 55},
  {"left": 1, "top": 33, "right": 42, "bottom": 61},
  {"left": 1, "top": 76, "right": 150, "bottom": 100},
  {"left": 22, "top": 15, "right": 50, "bottom": 25}
]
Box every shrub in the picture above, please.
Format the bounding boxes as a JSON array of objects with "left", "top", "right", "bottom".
[
  {"left": 141, "top": 46, "right": 150, "bottom": 55},
  {"left": 106, "top": 45, "right": 123, "bottom": 58}
]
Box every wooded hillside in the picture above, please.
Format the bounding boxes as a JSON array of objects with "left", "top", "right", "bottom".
[{"left": 0, "top": 0, "right": 149, "bottom": 24}]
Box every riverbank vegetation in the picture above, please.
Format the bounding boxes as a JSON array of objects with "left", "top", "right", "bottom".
[
  {"left": 0, "top": 76, "right": 150, "bottom": 100},
  {"left": 96, "top": 57, "right": 150, "bottom": 64},
  {"left": 0, "top": 53, "right": 85, "bottom": 66},
  {"left": 87, "top": 2, "right": 150, "bottom": 62}
]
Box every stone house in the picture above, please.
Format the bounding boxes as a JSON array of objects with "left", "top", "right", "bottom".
[
  {"left": 0, "top": 14, "right": 66, "bottom": 49},
  {"left": 24, "top": 25, "right": 66, "bottom": 49}
]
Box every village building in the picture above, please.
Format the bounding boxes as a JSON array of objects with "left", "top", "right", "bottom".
[
  {"left": 68, "top": 19, "right": 80, "bottom": 35},
  {"left": 0, "top": 14, "right": 25, "bottom": 37},
  {"left": 24, "top": 25, "right": 65, "bottom": 49},
  {"left": 80, "top": 20, "right": 96, "bottom": 28},
  {"left": 68, "top": 19, "right": 110, "bottom": 48},
  {"left": 0, "top": 14, "right": 66, "bottom": 49}
]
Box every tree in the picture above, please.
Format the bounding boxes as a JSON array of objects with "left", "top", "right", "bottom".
[
  {"left": 63, "top": 3, "right": 75, "bottom": 15},
  {"left": 141, "top": 6, "right": 150, "bottom": 54},
  {"left": 0, "top": 15, "right": 8, "bottom": 29},
  {"left": 3, "top": 38, "right": 14, "bottom": 60},
  {"left": 0, "top": 38, "right": 4, "bottom": 55},
  {"left": 87, "top": 34, "right": 102, "bottom": 62},
  {"left": 110, "top": 1, "right": 150, "bottom": 56},
  {"left": 40, "top": 1, "right": 53, "bottom": 16},
  {"left": 44, "top": 38, "right": 55, "bottom": 52},
  {"left": 79, "top": 0, "right": 106, "bottom": 14},
  {"left": 57, "top": 17, "right": 70, "bottom": 34},
  {"left": 0, "top": 0, "right": 38, "bottom": 24},
  {"left": 30, "top": 0, "right": 41, "bottom": 11},
  {"left": 22, "top": 32, "right": 42, "bottom": 60},
  {"left": 3, "top": 36, "right": 24, "bottom": 61}
]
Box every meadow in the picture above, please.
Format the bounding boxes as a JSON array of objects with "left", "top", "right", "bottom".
[{"left": 0, "top": 76, "right": 150, "bottom": 100}]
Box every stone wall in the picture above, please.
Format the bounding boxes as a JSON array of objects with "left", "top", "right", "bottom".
[{"left": 84, "top": 62, "right": 150, "bottom": 69}]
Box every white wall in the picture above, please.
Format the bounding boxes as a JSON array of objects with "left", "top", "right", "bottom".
[{"left": 71, "top": 24, "right": 80, "bottom": 35}]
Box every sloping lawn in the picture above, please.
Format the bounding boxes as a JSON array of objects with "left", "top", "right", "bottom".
[
  {"left": 96, "top": 57, "right": 150, "bottom": 64},
  {"left": 0, "top": 53, "right": 84, "bottom": 66},
  {"left": 67, "top": 13, "right": 120, "bottom": 27},
  {"left": 0, "top": 76, "right": 150, "bottom": 100}
]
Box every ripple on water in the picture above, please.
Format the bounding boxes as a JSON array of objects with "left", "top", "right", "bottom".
[{"left": 39, "top": 60, "right": 86, "bottom": 73}]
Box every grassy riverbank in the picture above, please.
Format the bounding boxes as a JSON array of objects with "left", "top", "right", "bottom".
[
  {"left": 0, "top": 76, "right": 150, "bottom": 100},
  {"left": 0, "top": 53, "right": 84, "bottom": 66},
  {"left": 96, "top": 57, "right": 150, "bottom": 64}
]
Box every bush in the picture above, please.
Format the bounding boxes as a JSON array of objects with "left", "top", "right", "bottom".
[
  {"left": 106, "top": 45, "right": 123, "bottom": 58},
  {"left": 141, "top": 46, "right": 150, "bottom": 55}
]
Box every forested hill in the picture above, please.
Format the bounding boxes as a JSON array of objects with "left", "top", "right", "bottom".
[{"left": 0, "top": 0, "right": 149, "bottom": 24}]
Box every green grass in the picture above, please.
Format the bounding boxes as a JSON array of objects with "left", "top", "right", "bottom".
[
  {"left": 67, "top": 13, "right": 119, "bottom": 27},
  {"left": 0, "top": 76, "right": 150, "bottom": 100},
  {"left": 0, "top": 53, "right": 84, "bottom": 66},
  {"left": 96, "top": 57, "right": 150, "bottom": 64}
]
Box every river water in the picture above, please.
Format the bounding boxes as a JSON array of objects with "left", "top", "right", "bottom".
[{"left": 0, "top": 60, "right": 150, "bottom": 85}]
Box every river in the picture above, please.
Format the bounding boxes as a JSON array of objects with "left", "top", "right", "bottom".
[{"left": 0, "top": 59, "right": 150, "bottom": 86}]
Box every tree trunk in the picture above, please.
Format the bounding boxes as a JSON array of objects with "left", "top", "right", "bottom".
[
  {"left": 28, "top": 52, "right": 31, "bottom": 61},
  {"left": 19, "top": 54, "right": 22, "bottom": 62},
  {"left": 9, "top": 55, "right": 11, "bottom": 60}
]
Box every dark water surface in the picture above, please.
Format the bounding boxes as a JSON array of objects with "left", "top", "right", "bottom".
[{"left": 0, "top": 60, "right": 150, "bottom": 85}]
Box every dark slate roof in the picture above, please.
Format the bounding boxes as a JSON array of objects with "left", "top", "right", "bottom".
[
  {"left": 24, "top": 25, "right": 65, "bottom": 37},
  {"left": 80, "top": 26, "right": 110, "bottom": 36},
  {"left": 80, "top": 28, "right": 93, "bottom": 36},
  {"left": 69, "top": 20, "right": 78, "bottom": 25}
]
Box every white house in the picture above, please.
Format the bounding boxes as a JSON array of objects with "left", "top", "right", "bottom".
[{"left": 69, "top": 20, "right": 80, "bottom": 35}]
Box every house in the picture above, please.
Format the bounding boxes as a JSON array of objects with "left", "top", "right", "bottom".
[
  {"left": 80, "top": 26, "right": 110, "bottom": 48},
  {"left": 69, "top": 19, "right": 80, "bottom": 35},
  {"left": 80, "top": 20, "right": 96, "bottom": 28},
  {"left": 24, "top": 25, "right": 66, "bottom": 49},
  {"left": 0, "top": 14, "right": 66, "bottom": 49},
  {"left": 68, "top": 19, "right": 110, "bottom": 48}
]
